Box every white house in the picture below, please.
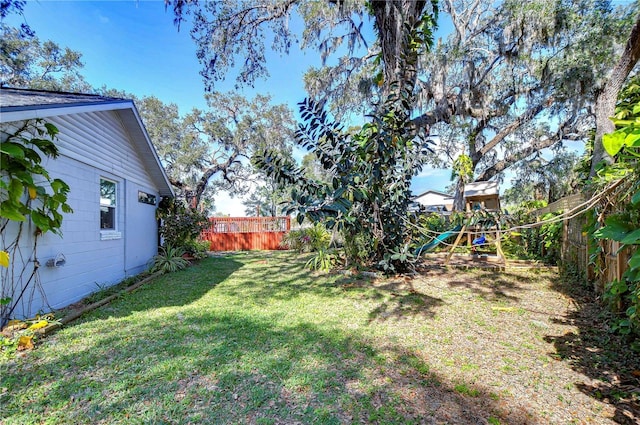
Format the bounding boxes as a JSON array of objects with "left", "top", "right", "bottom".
[
  {"left": 413, "top": 190, "right": 454, "bottom": 211},
  {"left": 1, "top": 88, "right": 174, "bottom": 319}
]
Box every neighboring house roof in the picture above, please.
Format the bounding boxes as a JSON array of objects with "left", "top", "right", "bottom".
[
  {"left": 413, "top": 190, "right": 454, "bottom": 211},
  {"left": 0, "top": 87, "right": 174, "bottom": 197},
  {"left": 464, "top": 181, "right": 499, "bottom": 198},
  {"left": 413, "top": 189, "right": 452, "bottom": 200}
]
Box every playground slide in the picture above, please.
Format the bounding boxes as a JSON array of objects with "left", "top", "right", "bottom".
[{"left": 414, "top": 225, "right": 463, "bottom": 255}]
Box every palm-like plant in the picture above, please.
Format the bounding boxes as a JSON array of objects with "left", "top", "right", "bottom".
[{"left": 151, "top": 245, "right": 189, "bottom": 274}]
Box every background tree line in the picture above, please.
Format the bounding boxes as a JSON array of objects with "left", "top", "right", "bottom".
[{"left": 3, "top": 0, "right": 640, "bottom": 271}]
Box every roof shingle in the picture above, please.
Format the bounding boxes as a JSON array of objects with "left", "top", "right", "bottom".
[{"left": 0, "top": 87, "right": 125, "bottom": 112}]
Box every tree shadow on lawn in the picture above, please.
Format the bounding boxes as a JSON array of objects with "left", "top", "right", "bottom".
[
  {"left": 425, "top": 267, "right": 538, "bottom": 303},
  {"left": 203, "top": 252, "right": 325, "bottom": 300},
  {"left": 68, "top": 255, "right": 245, "bottom": 320},
  {"left": 208, "top": 252, "right": 448, "bottom": 326},
  {"left": 365, "top": 289, "right": 445, "bottom": 323},
  {"left": 545, "top": 277, "right": 640, "bottom": 424},
  {"left": 1, "top": 309, "right": 538, "bottom": 424},
  {"left": 342, "top": 276, "right": 447, "bottom": 323},
  {"left": 222, "top": 253, "right": 537, "bottom": 323}
]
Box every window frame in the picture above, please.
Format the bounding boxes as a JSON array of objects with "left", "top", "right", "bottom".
[{"left": 99, "top": 178, "right": 121, "bottom": 240}]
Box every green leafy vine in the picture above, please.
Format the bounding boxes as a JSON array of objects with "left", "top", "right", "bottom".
[
  {"left": 590, "top": 76, "right": 640, "bottom": 339},
  {"left": 1, "top": 119, "right": 73, "bottom": 326}
]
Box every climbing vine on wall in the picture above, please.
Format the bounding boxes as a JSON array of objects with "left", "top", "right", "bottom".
[{"left": 1, "top": 119, "right": 73, "bottom": 326}]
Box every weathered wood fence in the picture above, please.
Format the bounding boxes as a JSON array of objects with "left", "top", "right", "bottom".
[
  {"left": 201, "top": 217, "right": 291, "bottom": 251},
  {"left": 533, "top": 194, "right": 633, "bottom": 290}
]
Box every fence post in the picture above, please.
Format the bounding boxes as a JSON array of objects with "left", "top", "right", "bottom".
[{"left": 562, "top": 217, "right": 569, "bottom": 264}]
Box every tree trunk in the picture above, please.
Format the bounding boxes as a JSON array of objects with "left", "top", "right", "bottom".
[
  {"left": 452, "top": 178, "right": 465, "bottom": 211},
  {"left": 370, "top": 0, "right": 429, "bottom": 98},
  {"left": 590, "top": 13, "right": 640, "bottom": 177}
]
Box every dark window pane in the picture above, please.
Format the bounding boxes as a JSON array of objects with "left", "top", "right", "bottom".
[
  {"left": 138, "top": 191, "right": 157, "bottom": 205},
  {"left": 101, "top": 206, "right": 115, "bottom": 229}
]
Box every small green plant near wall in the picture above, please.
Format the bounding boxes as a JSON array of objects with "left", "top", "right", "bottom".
[
  {"left": 1, "top": 120, "right": 73, "bottom": 327},
  {"left": 150, "top": 245, "right": 189, "bottom": 274},
  {"left": 538, "top": 212, "right": 563, "bottom": 264},
  {"left": 281, "top": 223, "right": 335, "bottom": 271},
  {"left": 594, "top": 207, "right": 640, "bottom": 339},
  {"left": 305, "top": 248, "right": 338, "bottom": 272},
  {"left": 182, "top": 239, "right": 210, "bottom": 260},
  {"left": 281, "top": 223, "right": 330, "bottom": 253}
]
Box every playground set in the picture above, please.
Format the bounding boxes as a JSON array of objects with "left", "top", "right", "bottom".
[{"left": 414, "top": 181, "right": 507, "bottom": 266}]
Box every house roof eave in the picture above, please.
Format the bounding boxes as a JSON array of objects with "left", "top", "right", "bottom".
[
  {"left": 1, "top": 88, "right": 175, "bottom": 198},
  {"left": 116, "top": 107, "right": 175, "bottom": 198},
  {"left": 412, "top": 189, "right": 452, "bottom": 200}
]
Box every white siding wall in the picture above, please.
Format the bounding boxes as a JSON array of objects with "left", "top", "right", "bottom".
[
  {"left": 5, "top": 111, "right": 162, "bottom": 318},
  {"left": 415, "top": 192, "right": 454, "bottom": 207},
  {"left": 125, "top": 181, "right": 160, "bottom": 276}
]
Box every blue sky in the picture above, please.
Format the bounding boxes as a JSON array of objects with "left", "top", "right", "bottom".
[{"left": 9, "top": 0, "right": 453, "bottom": 214}]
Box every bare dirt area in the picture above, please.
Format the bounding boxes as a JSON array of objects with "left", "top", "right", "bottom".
[{"left": 351, "top": 263, "right": 640, "bottom": 425}]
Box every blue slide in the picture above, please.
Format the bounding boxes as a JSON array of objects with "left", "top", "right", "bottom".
[{"left": 414, "top": 225, "right": 462, "bottom": 256}]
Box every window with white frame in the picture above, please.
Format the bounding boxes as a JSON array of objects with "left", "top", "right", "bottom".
[{"left": 100, "top": 178, "right": 117, "bottom": 230}]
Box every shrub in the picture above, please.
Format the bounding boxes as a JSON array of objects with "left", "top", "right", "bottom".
[
  {"left": 342, "top": 231, "right": 374, "bottom": 268},
  {"left": 501, "top": 233, "right": 536, "bottom": 260},
  {"left": 418, "top": 213, "right": 448, "bottom": 234},
  {"left": 151, "top": 245, "right": 189, "bottom": 274},
  {"left": 408, "top": 212, "right": 450, "bottom": 254},
  {"left": 504, "top": 202, "right": 563, "bottom": 264},
  {"left": 157, "top": 198, "right": 209, "bottom": 249},
  {"left": 306, "top": 249, "right": 338, "bottom": 272},
  {"left": 280, "top": 229, "right": 305, "bottom": 251},
  {"left": 281, "top": 223, "right": 331, "bottom": 253},
  {"left": 183, "top": 239, "right": 210, "bottom": 259}
]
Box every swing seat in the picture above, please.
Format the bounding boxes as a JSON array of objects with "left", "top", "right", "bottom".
[{"left": 472, "top": 234, "right": 486, "bottom": 246}]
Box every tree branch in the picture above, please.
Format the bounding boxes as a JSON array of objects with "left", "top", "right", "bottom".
[
  {"left": 476, "top": 116, "right": 578, "bottom": 181},
  {"left": 590, "top": 12, "right": 640, "bottom": 176},
  {"left": 477, "top": 97, "right": 551, "bottom": 157}
]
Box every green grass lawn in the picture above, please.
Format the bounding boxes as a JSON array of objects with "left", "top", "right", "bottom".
[{"left": 0, "top": 252, "right": 632, "bottom": 424}]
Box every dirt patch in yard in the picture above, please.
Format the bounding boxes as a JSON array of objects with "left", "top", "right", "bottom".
[{"left": 338, "top": 264, "right": 640, "bottom": 424}]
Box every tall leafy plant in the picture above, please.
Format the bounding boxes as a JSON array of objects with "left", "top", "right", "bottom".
[
  {"left": 255, "top": 14, "right": 435, "bottom": 272},
  {"left": 1, "top": 120, "right": 72, "bottom": 326},
  {"left": 591, "top": 76, "right": 640, "bottom": 338}
]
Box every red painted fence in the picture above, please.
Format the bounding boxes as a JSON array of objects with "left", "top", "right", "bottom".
[{"left": 201, "top": 216, "right": 291, "bottom": 251}]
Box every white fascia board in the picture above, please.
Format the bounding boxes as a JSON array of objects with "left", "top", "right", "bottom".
[{"left": 0, "top": 101, "right": 133, "bottom": 123}]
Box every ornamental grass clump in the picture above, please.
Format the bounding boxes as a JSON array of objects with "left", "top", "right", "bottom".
[{"left": 150, "top": 245, "right": 189, "bottom": 274}]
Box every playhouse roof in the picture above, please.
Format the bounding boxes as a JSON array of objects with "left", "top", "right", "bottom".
[
  {"left": 0, "top": 87, "right": 174, "bottom": 197},
  {"left": 413, "top": 189, "right": 452, "bottom": 199},
  {"left": 464, "top": 181, "right": 499, "bottom": 199}
]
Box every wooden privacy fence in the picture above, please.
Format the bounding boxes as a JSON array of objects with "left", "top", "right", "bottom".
[
  {"left": 201, "top": 216, "right": 291, "bottom": 251},
  {"left": 533, "top": 194, "right": 633, "bottom": 291}
]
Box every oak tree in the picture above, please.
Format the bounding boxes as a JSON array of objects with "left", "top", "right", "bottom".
[
  {"left": 1, "top": 1, "right": 91, "bottom": 91},
  {"left": 102, "top": 88, "right": 296, "bottom": 211}
]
